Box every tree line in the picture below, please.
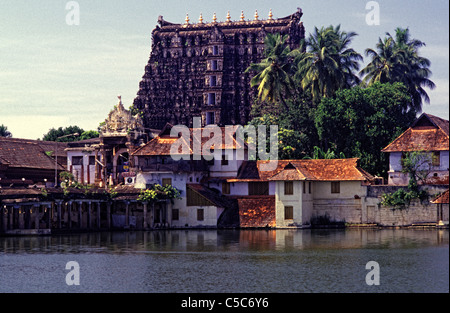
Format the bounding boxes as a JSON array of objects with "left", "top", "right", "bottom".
[{"left": 246, "top": 25, "right": 435, "bottom": 177}]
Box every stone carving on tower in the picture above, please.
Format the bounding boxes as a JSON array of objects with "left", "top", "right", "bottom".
[{"left": 133, "top": 8, "right": 305, "bottom": 130}]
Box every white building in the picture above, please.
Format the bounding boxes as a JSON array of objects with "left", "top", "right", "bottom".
[{"left": 382, "top": 113, "right": 449, "bottom": 186}]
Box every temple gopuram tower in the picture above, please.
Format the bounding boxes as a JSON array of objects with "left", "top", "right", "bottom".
[{"left": 133, "top": 8, "right": 305, "bottom": 129}]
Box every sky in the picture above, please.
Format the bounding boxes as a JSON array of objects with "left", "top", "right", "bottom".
[{"left": 0, "top": 0, "right": 448, "bottom": 140}]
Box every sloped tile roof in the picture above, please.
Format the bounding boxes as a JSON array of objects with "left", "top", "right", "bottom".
[
  {"left": 0, "top": 138, "right": 65, "bottom": 170},
  {"left": 382, "top": 113, "right": 449, "bottom": 152},
  {"left": 432, "top": 189, "right": 449, "bottom": 204},
  {"left": 187, "top": 184, "right": 235, "bottom": 208},
  {"left": 132, "top": 123, "right": 245, "bottom": 156},
  {"left": 229, "top": 158, "right": 374, "bottom": 182}
]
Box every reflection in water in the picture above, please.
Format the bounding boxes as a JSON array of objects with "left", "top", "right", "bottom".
[{"left": 0, "top": 229, "right": 448, "bottom": 293}]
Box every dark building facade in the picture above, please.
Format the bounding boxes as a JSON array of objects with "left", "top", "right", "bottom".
[{"left": 133, "top": 9, "right": 305, "bottom": 130}]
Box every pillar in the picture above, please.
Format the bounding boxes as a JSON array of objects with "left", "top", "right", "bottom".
[
  {"left": 57, "top": 201, "right": 62, "bottom": 229},
  {"left": 78, "top": 201, "right": 83, "bottom": 229},
  {"left": 125, "top": 201, "right": 130, "bottom": 228},
  {"left": 143, "top": 202, "right": 148, "bottom": 229},
  {"left": 107, "top": 202, "right": 111, "bottom": 229},
  {"left": 96, "top": 202, "right": 101, "bottom": 229},
  {"left": 68, "top": 201, "right": 72, "bottom": 229},
  {"left": 34, "top": 204, "right": 40, "bottom": 230},
  {"left": 46, "top": 204, "right": 51, "bottom": 229},
  {"left": 87, "top": 201, "right": 92, "bottom": 229}
]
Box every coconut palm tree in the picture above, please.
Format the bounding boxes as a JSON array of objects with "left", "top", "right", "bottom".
[
  {"left": 290, "top": 25, "right": 362, "bottom": 103},
  {"left": 360, "top": 27, "right": 435, "bottom": 112},
  {"left": 0, "top": 124, "right": 12, "bottom": 138},
  {"left": 245, "top": 33, "right": 294, "bottom": 111}
]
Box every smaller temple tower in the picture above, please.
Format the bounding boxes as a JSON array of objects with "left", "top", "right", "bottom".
[{"left": 98, "top": 96, "right": 147, "bottom": 186}]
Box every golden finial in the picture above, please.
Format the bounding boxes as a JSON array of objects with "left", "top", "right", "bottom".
[
  {"left": 212, "top": 12, "right": 217, "bottom": 23},
  {"left": 254, "top": 10, "right": 259, "bottom": 21},
  {"left": 199, "top": 13, "right": 203, "bottom": 24},
  {"left": 185, "top": 14, "right": 190, "bottom": 24},
  {"left": 268, "top": 8, "right": 273, "bottom": 20},
  {"left": 240, "top": 10, "right": 245, "bottom": 21},
  {"left": 226, "top": 11, "right": 231, "bottom": 22}
]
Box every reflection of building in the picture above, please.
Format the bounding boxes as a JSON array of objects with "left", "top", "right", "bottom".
[
  {"left": 382, "top": 113, "right": 449, "bottom": 186},
  {"left": 132, "top": 9, "right": 305, "bottom": 129}
]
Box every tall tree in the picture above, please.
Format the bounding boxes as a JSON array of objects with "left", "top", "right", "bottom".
[
  {"left": 0, "top": 124, "right": 12, "bottom": 138},
  {"left": 314, "top": 82, "right": 416, "bottom": 176},
  {"left": 245, "top": 33, "right": 294, "bottom": 111},
  {"left": 360, "top": 27, "right": 435, "bottom": 112},
  {"left": 291, "top": 25, "right": 362, "bottom": 103},
  {"left": 42, "top": 126, "right": 84, "bottom": 142}
]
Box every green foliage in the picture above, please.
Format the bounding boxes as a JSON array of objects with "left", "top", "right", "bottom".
[
  {"left": 314, "top": 82, "right": 416, "bottom": 176},
  {"left": 249, "top": 95, "right": 318, "bottom": 160},
  {"left": 42, "top": 126, "right": 83, "bottom": 142},
  {"left": 290, "top": 25, "right": 362, "bottom": 103},
  {"left": 381, "top": 151, "right": 430, "bottom": 209},
  {"left": 401, "top": 151, "right": 433, "bottom": 184},
  {"left": 245, "top": 33, "right": 294, "bottom": 111},
  {"left": 360, "top": 27, "right": 435, "bottom": 112},
  {"left": 59, "top": 171, "right": 75, "bottom": 183},
  {"left": 79, "top": 130, "right": 99, "bottom": 141},
  {"left": 138, "top": 184, "right": 182, "bottom": 203},
  {"left": 0, "top": 124, "right": 12, "bottom": 137}
]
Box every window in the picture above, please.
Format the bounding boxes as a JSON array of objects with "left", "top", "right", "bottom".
[
  {"left": 284, "top": 206, "right": 294, "bottom": 220},
  {"left": 207, "top": 93, "right": 216, "bottom": 105},
  {"left": 210, "top": 75, "right": 217, "bottom": 87},
  {"left": 284, "top": 181, "right": 293, "bottom": 195},
  {"left": 197, "top": 209, "right": 204, "bottom": 221},
  {"left": 89, "top": 156, "right": 95, "bottom": 166},
  {"left": 222, "top": 182, "right": 230, "bottom": 195},
  {"left": 309, "top": 182, "right": 312, "bottom": 194},
  {"left": 72, "top": 156, "right": 83, "bottom": 166},
  {"left": 162, "top": 178, "right": 172, "bottom": 187},
  {"left": 221, "top": 155, "right": 229, "bottom": 166},
  {"left": 172, "top": 209, "right": 179, "bottom": 221},
  {"left": 212, "top": 46, "right": 219, "bottom": 55},
  {"left": 331, "top": 182, "right": 340, "bottom": 194},
  {"left": 211, "top": 60, "right": 218, "bottom": 70},
  {"left": 206, "top": 112, "right": 215, "bottom": 125},
  {"left": 303, "top": 181, "right": 306, "bottom": 194},
  {"left": 248, "top": 182, "right": 269, "bottom": 195},
  {"left": 432, "top": 152, "right": 440, "bottom": 167}
]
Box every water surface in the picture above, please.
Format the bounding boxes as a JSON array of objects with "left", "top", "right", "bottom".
[{"left": 0, "top": 229, "right": 448, "bottom": 293}]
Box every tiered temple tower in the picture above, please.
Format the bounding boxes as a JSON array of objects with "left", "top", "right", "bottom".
[{"left": 133, "top": 8, "right": 305, "bottom": 129}]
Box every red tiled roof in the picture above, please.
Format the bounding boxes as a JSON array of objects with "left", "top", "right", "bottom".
[
  {"left": 432, "top": 189, "right": 449, "bottom": 204},
  {"left": 228, "top": 158, "right": 374, "bottom": 182},
  {"left": 132, "top": 123, "right": 245, "bottom": 156},
  {"left": 0, "top": 138, "right": 65, "bottom": 170},
  {"left": 382, "top": 113, "right": 449, "bottom": 152}
]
